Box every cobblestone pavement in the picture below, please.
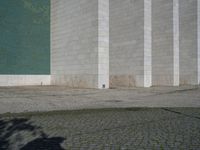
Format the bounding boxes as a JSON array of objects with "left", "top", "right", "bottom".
[
  {"left": 0, "top": 108, "right": 200, "bottom": 150},
  {"left": 0, "top": 86, "right": 200, "bottom": 114}
]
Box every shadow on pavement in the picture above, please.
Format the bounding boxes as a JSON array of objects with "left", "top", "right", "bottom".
[
  {"left": 20, "top": 136, "right": 65, "bottom": 150},
  {"left": 0, "top": 118, "right": 65, "bottom": 150}
]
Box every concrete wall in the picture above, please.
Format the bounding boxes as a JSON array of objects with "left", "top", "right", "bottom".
[
  {"left": 179, "top": 0, "right": 199, "bottom": 85},
  {"left": 152, "top": 0, "right": 179, "bottom": 86},
  {"left": 51, "top": 0, "right": 109, "bottom": 88},
  {"left": 152, "top": 0, "right": 173, "bottom": 86},
  {"left": 1, "top": 0, "right": 200, "bottom": 88},
  {"left": 50, "top": 0, "right": 200, "bottom": 88},
  {"left": 51, "top": 0, "right": 98, "bottom": 88},
  {"left": 0, "top": 75, "right": 50, "bottom": 86},
  {"left": 109, "top": 0, "right": 152, "bottom": 87}
]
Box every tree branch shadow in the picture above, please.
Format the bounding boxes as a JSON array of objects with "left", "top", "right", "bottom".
[{"left": 0, "top": 117, "right": 65, "bottom": 150}]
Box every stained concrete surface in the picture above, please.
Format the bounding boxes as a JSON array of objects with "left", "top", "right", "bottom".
[{"left": 0, "top": 86, "right": 200, "bottom": 114}]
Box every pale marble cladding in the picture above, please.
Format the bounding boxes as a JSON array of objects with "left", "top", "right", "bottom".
[
  {"left": 51, "top": 0, "right": 109, "bottom": 88},
  {"left": 0, "top": 75, "right": 50, "bottom": 86},
  {"left": 51, "top": 0, "right": 98, "bottom": 88},
  {"left": 198, "top": 0, "right": 200, "bottom": 84},
  {"left": 179, "top": 0, "right": 199, "bottom": 85},
  {"left": 152, "top": 0, "right": 179, "bottom": 86},
  {"left": 173, "top": 0, "right": 180, "bottom": 86},
  {"left": 98, "top": 0, "right": 109, "bottom": 89},
  {"left": 144, "top": 0, "right": 152, "bottom": 87},
  {"left": 110, "top": 0, "right": 152, "bottom": 87}
]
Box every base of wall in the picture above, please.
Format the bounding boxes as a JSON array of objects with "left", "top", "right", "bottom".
[
  {"left": 109, "top": 74, "right": 146, "bottom": 88},
  {"left": 51, "top": 75, "right": 98, "bottom": 89},
  {"left": 0, "top": 74, "right": 199, "bottom": 88},
  {"left": 0, "top": 75, "right": 50, "bottom": 86},
  {"left": 152, "top": 75, "right": 176, "bottom": 86},
  {"left": 110, "top": 75, "right": 135, "bottom": 88},
  {"left": 180, "top": 75, "right": 199, "bottom": 85}
]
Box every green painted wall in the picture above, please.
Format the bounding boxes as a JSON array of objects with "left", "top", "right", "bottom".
[{"left": 0, "top": 0, "right": 50, "bottom": 74}]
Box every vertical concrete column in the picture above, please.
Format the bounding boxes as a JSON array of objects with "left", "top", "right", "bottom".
[
  {"left": 152, "top": 0, "right": 179, "bottom": 86},
  {"left": 173, "top": 0, "right": 180, "bottom": 86},
  {"left": 198, "top": 0, "right": 200, "bottom": 84},
  {"left": 144, "top": 0, "right": 152, "bottom": 87},
  {"left": 98, "top": 0, "right": 109, "bottom": 89},
  {"left": 179, "top": 0, "right": 199, "bottom": 85}
]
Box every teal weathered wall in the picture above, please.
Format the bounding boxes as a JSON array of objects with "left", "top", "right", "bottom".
[{"left": 0, "top": 0, "right": 50, "bottom": 74}]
